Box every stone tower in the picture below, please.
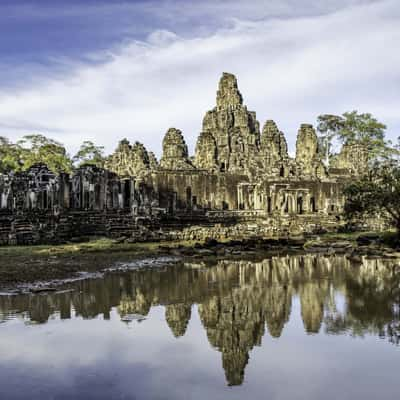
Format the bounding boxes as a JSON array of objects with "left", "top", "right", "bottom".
[
  {"left": 216, "top": 72, "right": 243, "bottom": 109},
  {"left": 295, "top": 124, "right": 325, "bottom": 177},
  {"left": 105, "top": 139, "right": 151, "bottom": 177},
  {"left": 260, "top": 120, "right": 288, "bottom": 169},
  {"left": 160, "top": 128, "right": 194, "bottom": 170},
  {"left": 199, "top": 72, "right": 260, "bottom": 174},
  {"left": 194, "top": 130, "right": 218, "bottom": 170}
]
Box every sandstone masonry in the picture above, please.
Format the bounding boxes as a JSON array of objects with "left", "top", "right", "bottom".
[{"left": 0, "top": 73, "right": 366, "bottom": 245}]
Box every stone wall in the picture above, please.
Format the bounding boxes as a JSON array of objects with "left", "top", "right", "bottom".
[{"left": 0, "top": 72, "right": 363, "bottom": 245}]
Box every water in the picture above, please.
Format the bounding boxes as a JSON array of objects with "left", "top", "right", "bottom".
[{"left": 0, "top": 254, "right": 399, "bottom": 400}]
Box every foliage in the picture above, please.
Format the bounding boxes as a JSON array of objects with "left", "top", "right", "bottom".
[
  {"left": 317, "top": 114, "right": 345, "bottom": 165},
  {"left": 73, "top": 140, "right": 105, "bottom": 167},
  {"left": 17, "top": 134, "right": 73, "bottom": 173},
  {"left": 1, "top": 134, "right": 73, "bottom": 174},
  {"left": 0, "top": 136, "right": 24, "bottom": 173},
  {"left": 343, "top": 159, "right": 400, "bottom": 240},
  {"left": 317, "top": 111, "right": 391, "bottom": 165}
]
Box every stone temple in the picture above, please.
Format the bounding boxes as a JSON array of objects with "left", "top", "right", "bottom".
[{"left": 0, "top": 73, "right": 365, "bottom": 245}]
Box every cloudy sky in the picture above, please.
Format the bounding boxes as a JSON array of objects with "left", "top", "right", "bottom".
[{"left": 0, "top": 0, "right": 399, "bottom": 157}]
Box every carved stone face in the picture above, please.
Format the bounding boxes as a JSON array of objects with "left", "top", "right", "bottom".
[
  {"left": 194, "top": 131, "right": 217, "bottom": 170},
  {"left": 295, "top": 124, "right": 320, "bottom": 170},
  {"left": 160, "top": 128, "right": 194, "bottom": 170}
]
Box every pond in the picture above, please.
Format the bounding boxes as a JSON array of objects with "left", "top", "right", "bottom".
[{"left": 0, "top": 254, "right": 399, "bottom": 399}]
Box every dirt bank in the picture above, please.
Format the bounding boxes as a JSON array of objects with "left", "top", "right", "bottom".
[{"left": 0, "top": 232, "right": 399, "bottom": 288}]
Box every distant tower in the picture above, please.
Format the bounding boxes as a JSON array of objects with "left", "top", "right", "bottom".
[
  {"left": 295, "top": 124, "right": 326, "bottom": 178},
  {"left": 260, "top": 120, "right": 288, "bottom": 169},
  {"left": 160, "top": 128, "right": 194, "bottom": 170}
]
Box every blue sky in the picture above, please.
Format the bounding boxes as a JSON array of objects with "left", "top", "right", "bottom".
[{"left": 0, "top": 0, "right": 399, "bottom": 157}]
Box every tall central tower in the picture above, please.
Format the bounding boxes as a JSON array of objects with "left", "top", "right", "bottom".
[{"left": 195, "top": 72, "right": 260, "bottom": 174}]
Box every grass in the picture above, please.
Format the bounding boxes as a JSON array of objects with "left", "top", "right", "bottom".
[
  {"left": 0, "top": 238, "right": 203, "bottom": 285},
  {"left": 1, "top": 231, "right": 398, "bottom": 285},
  {"left": 0, "top": 238, "right": 200, "bottom": 258}
]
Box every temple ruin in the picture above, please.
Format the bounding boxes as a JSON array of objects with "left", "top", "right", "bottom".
[{"left": 0, "top": 72, "right": 364, "bottom": 245}]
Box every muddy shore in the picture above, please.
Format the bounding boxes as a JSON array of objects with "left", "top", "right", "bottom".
[{"left": 1, "top": 233, "right": 399, "bottom": 290}]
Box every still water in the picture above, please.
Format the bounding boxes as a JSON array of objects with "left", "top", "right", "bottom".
[{"left": 0, "top": 254, "right": 399, "bottom": 400}]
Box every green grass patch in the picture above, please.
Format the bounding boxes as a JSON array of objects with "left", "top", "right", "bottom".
[{"left": 0, "top": 238, "right": 200, "bottom": 258}]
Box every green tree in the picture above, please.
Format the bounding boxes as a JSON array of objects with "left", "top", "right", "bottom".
[
  {"left": 0, "top": 136, "right": 24, "bottom": 173},
  {"left": 343, "top": 159, "right": 400, "bottom": 240},
  {"left": 339, "top": 111, "right": 386, "bottom": 144},
  {"left": 317, "top": 111, "right": 390, "bottom": 165},
  {"left": 17, "top": 134, "right": 73, "bottom": 174},
  {"left": 73, "top": 140, "right": 105, "bottom": 167},
  {"left": 340, "top": 111, "right": 389, "bottom": 160},
  {"left": 317, "top": 114, "right": 345, "bottom": 165}
]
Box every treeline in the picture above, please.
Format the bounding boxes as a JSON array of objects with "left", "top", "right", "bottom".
[{"left": 0, "top": 135, "right": 105, "bottom": 174}]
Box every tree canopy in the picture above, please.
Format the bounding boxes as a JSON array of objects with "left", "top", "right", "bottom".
[
  {"left": 0, "top": 136, "right": 24, "bottom": 173},
  {"left": 317, "top": 111, "right": 390, "bottom": 165},
  {"left": 0, "top": 134, "right": 73, "bottom": 174},
  {"left": 343, "top": 158, "right": 400, "bottom": 240},
  {"left": 17, "top": 134, "right": 73, "bottom": 174},
  {"left": 73, "top": 140, "right": 105, "bottom": 167}
]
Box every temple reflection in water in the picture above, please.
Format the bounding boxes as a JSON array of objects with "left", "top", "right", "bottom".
[{"left": 1, "top": 254, "right": 399, "bottom": 386}]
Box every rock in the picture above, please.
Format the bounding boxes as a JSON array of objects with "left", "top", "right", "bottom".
[
  {"left": 329, "top": 241, "right": 353, "bottom": 249},
  {"left": 180, "top": 247, "right": 196, "bottom": 256},
  {"left": 288, "top": 237, "right": 306, "bottom": 247},
  {"left": 204, "top": 238, "right": 219, "bottom": 247},
  {"left": 356, "top": 234, "right": 381, "bottom": 245},
  {"left": 31, "top": 287, "right": 57, "bottom": 293}
]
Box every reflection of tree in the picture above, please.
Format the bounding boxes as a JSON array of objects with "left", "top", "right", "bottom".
[
  {"left": 1, "top": 254, "right": 399, "bottom": 386},
  {"left": 386, "top": 320, "right": 400, "bottom": 345},
  {"left": 324, "top": 259, "right": 400, "bottom": 340}
]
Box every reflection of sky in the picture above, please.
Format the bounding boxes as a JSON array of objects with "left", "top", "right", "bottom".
[{"left": 0, "top": 303, "right": 398, "bottom": 400}]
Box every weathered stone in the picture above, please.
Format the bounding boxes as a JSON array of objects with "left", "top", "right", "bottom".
[
  {"left": 160, "top": 128, "right": 195, "bottom": 170},
  {"left": 295, "top": 124, "right": 326, "bottom": 178},
  {"left": 332, "top": 142, "right": 369, "bottom": 176},
  {"left": 194, "top": 130, "right": 218, "bottom": 170},
  {"left": 260, "top": 120, "right": 289, "bottom": 172},
  {"left": 216, "top": 72, "right": 243, "bottom": 110},
  {"left": 148, "top": 151, "right": 159, "bottom": 170},
  {"left": 200, "top": 72, "right": 260, "bottom": 173},
  {"left": 105, "top": 139, "right": 151, "bottom": 177},
  {"left": 0, "top": 71, "right": 376, "bottom": 246}
]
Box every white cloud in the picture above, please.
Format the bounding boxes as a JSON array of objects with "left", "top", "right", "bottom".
[{"left": 0, "top": 0, "right": 398, "bottom": 158}]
